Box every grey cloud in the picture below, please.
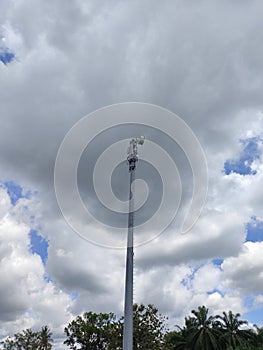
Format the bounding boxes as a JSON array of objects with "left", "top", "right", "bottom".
[
  {"left": 222, "top": 242, "right": 263, "bottom": 294},
  {"left": 47, "top": 253, "right": 107, "bottom": 294},
  {"left": 1, "top": 0, "right": 263, "bottom": 343}
]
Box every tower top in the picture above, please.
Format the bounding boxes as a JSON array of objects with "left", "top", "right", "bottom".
[{"left": 127, "top": 137, "right": 145, "bottom": 172}]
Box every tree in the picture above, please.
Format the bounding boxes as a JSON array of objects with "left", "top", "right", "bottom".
[
  {"left": 215, "top": 310, "right": 253, "bottom": 349},
  {"left": 64, "top": 311, "right": 117, "bottom": 350},
  {"left": 188, "top": 305, "right": 220, "bottom": 350},
  {"left": 111, "top": 304, "right": 167, "bottom": 349},
  {"left": 252, "top": 325, "right": 263, "bottom": 349},
  {"left": 164, "top": 327, "right": 190, "bottom": 350},
  {"left": 165, "top": 306, "right": 222, "bottom": 350},
  {"left": 164, "top": 307, "right": 263, "bottom": 350},
  {"left": 64, "top": 304, "right": 167, "bottom": 350},
  {"left": 1, "top": 326, "right": 53, "bottom": 349},
  {"left": 165, "top": 316, "right": 204, "bottom": 350},
  {"left": 39, "top": 326, "right": 53, "bottom": 350},
  {"left": 132, "top": 303, "right": 167, "bottom": 350}
]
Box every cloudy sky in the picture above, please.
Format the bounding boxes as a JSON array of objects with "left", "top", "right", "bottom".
[{"left": 1, "top": 0, "right": 263, "bottom": 348}]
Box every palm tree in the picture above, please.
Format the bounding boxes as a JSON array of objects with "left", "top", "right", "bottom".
[
  {"left": 254, "top": 324, "right": 263, "bottom": 349},
  {"left": 188, "top": 305, "right": 220, "bottom": 350},
  {"left": 168, "top": 306, "right": 220, "bottom": 349},
  {"left": 164, "top": 324, "right": 193, "bottom": 350},
  {"left": 38, "top": 326, "right": 53, "bottom": 350},
  {"left": 215, "top": 310, "right": 253, "bottom": 349}
]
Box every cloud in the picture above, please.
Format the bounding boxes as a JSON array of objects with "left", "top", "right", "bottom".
[
  {"left": 222, "top": 242, "right": 263, "bottom": 294},
  {"left": 0, "top": 0, "right": 263, "bottom": 346},
  {"left": 224, "top": 137, "right": 261, "bottom": 175},
  {"left": 0, "top": 187, "right": 73, "bottom": 339}
]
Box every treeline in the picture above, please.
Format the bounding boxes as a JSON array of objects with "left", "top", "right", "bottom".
[{"left": 1, "top": 304, "right": 263, "bottom": 349}]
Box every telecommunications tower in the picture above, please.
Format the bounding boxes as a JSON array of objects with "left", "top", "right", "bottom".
[{"left": 123, "top": 136, "right": 145, "bottom": 350}]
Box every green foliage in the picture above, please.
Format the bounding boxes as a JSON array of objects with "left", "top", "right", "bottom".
[
  {"left": 132, "top": 303, "right": 167, "bottom": 349},
  {"left": 188, "top": 306, "right": 221, "bottom": 350},
  {"left": 63, "top": 304, "right": 167, "bottom": 350},
  {"left": 245, "top": 325, "right": 263, "bottom": 350},
  {"left": 165, "top": 306, "right": 220, "bottom": 350},
  {"left": 163, "top": 306, "right": 262, "bottom": 350},
  {"left": 164, "top": 329, "right": 189, "bottom": 350},
  {"left": 2, "top": 305, "right": 263, "bottom": 350},
  {"left": 64, "top": 311, "right": 117, "bottom": 349},
  {"left": 1, "top": 326, "right": 53, "bottom": 349},
  {"left": 215, "top": 310, "right": 254, "bottom": 349}
]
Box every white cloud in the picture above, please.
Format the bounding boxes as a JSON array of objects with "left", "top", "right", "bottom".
[
  {"left": 0, "top": 187, "right": 11, "bottom": 219},
  {"left": 192, "top": 264, "right": 221, "bottom": 293},
  {"left": 222, "top": 242, "right": 263, "bottom": 294},
  {"left": 0, "top": 187, "right": 73, "bottom": 341},
  {"left": 1, "top": 0, "right": 263, "bottom": 345}
]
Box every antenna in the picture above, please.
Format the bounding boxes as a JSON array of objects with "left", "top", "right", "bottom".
[{"left": 123, "top": 137, "right": 145, "bottom": 350}]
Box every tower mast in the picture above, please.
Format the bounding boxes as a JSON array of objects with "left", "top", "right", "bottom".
[{"left": 123, "top": 137, "right": 144, "bottom": 350}]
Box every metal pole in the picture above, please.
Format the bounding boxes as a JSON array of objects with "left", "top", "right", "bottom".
[
  {"left": 123, "top": 137, "right": 144, "bottom": 350},
  {"left": 123, "top": 167, "right": 135, "bottom": 350}
]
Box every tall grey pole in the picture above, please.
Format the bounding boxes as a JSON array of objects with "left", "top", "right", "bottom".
[{"left": 123, "top": 137, "right": 144, "bottom": 350}]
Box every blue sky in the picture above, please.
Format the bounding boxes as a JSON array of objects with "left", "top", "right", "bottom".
[
  {"left": 223, "top": 137, "right": 263, "bottom": 244},
  {"left": 2, "top": 181, "right": 49, "bottom": 265},
  {"left": 4, "top": 180, "right": 28, "bottom": 205},
  {"left": 1, "top": 105, "right": 263, "bottom": 335},
  {"left": 0, "top": 48, "right": 14, "bottom": 65},
  {"left": 29, "top": 229, "right": 49, "bottom": 265},
  {"left": 244, "top": 307, "right": 263, "bottom": 325},
  {"left": 246, "top": 217, "right": 263, "bottom": 243},
  {"left": 223, "top": 138, "right": 263, "bottom": 243},
  {"left": 2, "top": 161, "right": 263, "bottom": 327},
  {"left": 222, "top": 137, "right": 263, "bottom": 323},
  {"left": 224, "top": 137, "right": 261, "bottom": 176},
  {"left": 1, "top": 1, "right": 263, "bottom": 347}
]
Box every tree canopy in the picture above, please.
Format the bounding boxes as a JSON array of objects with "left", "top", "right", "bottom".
[
  {"left": 164, "top": 306, "right": 260, "bottom": 350},
  {"left": 63, "top": 304, "right": 167, "bottom": 350},
  {"left": 64, "top": 311, "right": 117, "bottom": 350},
  {"left": 1, "top": 305, "right": 263, "bottom": 349},
  {"left": 1, "top": 326, "right": 52, "bottom": 350}
]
